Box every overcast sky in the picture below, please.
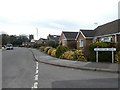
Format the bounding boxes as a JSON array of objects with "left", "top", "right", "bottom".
[{"left": 0, "top": 0, "right": 119, "bottom": 39}]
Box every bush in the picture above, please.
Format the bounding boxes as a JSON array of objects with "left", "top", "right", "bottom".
[
  {"left": 61, "top": 49, "right": 86, "bottom": 61},
  {"left": 51, "top": 49, "right": 56, "bottom": 57},
  {"left": 48, "top": 48, "right": 56, "bottom": 55},
  {"left": 32, "top": 43, "right": 41, "bottom": 49},
  {"left": 86, "top": 41, "right": 112, "bottom": 62},
  {"left": 39, "top": 46, "right": 45, "bottom": 52},
  {"left": 115, "top": 51, "right": 120, "bottom": 63},
  {"left": 61, "top": 51, "right": 74, "bottom": 60},
  {"left": 47, "top": 40, "right": 59, "bottom": 48},
  {"left": 73, "top": 50, "right": 86, "bottom": 61},
  {"left": 44, "top": 47, "right": 52, "bottom": 53},
  {"left": 116, "top": 43, "right": 120, "bottom": 51},
  {"left": 56, "top": 45, "right": 69, "bottom": 58}
]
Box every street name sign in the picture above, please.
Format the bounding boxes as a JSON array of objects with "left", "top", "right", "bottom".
[
  {"left": 94, "top": 48, "right": 116, "bottom": 51},
  {"left": 94, "top": 48, "right": 116, "bottom": 63}
]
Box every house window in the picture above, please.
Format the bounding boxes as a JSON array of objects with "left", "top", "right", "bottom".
[
  {"left": 100, "top": 36, "right": 112, "bottom": 42},
  {"left": 62, "top": 40, "right": 66, "bottom": 46},
  {"left": 80, "top": 39, "right": 84, "bottom": 47}
]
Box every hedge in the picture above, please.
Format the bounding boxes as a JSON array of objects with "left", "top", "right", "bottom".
[{"left": 56, "top": 45, "right": 69, "bottom": 58}]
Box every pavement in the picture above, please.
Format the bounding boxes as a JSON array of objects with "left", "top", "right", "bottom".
[{"left": 31, "top": 48, "right": 119, "bottom": 73}]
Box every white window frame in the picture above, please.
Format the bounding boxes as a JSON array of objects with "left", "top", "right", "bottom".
[
  {"left": 80, "top": 39, "right": 84, "bottom": 47},
  {"left": 62, "top": 40, "right": 66, "bottom": 46},
  {"left": 100, "top": 36, "right": 112, "bottom": 42}
]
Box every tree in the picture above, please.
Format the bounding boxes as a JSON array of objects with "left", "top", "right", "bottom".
[
  {"left": 2, "top": 34, "right": 9, "bottom": 45},
  {"left": 1, "top": 34, "right": 29, "bottom": 46}
]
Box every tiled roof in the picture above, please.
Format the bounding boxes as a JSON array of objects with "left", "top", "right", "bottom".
[
  {"left": 63, "top": 31, "right": 78, "bottom": 40},
  {"left": 94, "top": 19, "right": 120, "bottom": 36},
  {"left": 79, "top": 19, "right": 120, "bottom": 38},
  {"left": 48, "top": 34, "right": 60, "bottom": 42},
  {"left": 80, "top": 29, "right": 95, "bottom": 37}
]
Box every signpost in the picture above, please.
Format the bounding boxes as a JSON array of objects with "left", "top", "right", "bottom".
[{"left": 94, "top": 48, "right": 116, "bottom": 63}]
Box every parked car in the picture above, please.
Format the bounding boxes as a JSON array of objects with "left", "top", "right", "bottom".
[
  {"left": 6, "top": 44, "right": 13, "bottom": 50},
  {"left": 2, "top": 45, "right": 6, "bottom": 48}
]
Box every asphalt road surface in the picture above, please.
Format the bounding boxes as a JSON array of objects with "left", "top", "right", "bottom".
[{"left": 2, "top": 47, "right": 119, "bottom": 89}]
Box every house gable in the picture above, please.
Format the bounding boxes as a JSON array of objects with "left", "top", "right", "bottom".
[
  {"left": 59, "top": 31, "right": 78, "bottom": 48},
  {"left": 76, "top": 30, "right": 93, "bottom": 49},
  {"left": 59, "top": 32, "right": 67, "bottom": 45}
]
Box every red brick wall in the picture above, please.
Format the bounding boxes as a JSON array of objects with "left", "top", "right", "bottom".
[
  {"left": 86, "top": 39, "right": 93, "bottom": 46},
  {"left": 77, "top": 33, "right": 92, "bottom": 49},
  {"left": 77, "top": 33, "right": 84, "bottom": 49},
  {"left": 67, "top": 40, "right": 77, "bottom": 49}
]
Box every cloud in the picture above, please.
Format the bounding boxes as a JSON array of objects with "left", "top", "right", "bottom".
[{"left": 0, "top": 0, "right": 119, "bottom": 39}]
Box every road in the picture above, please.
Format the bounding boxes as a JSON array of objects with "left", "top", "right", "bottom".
[{"left": 2, "top": 47, "right": 119, "bottom": 89}]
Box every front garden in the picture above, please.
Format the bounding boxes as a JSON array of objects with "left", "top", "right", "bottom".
[
  {"left": 39, "top": 45, "right": 86, "bottom": 61},
  {"left": 38, "top": 41, "right": 120, "bottom": 63}
]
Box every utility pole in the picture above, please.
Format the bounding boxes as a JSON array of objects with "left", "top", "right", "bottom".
[{"left": 36, "top": 28, "right": 38, "bottom": 40}]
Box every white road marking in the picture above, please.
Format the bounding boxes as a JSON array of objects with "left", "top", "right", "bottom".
[
  {"left": 36, "top": 62, "right": 39, "bottom": 70},
  {"left": 33, "top": 82, "right": 38, "bottom": 88},
  {"left": 31, "top": 61, "right": 39, "bottom": 89},
  {"left": 34, "top": 75, "right": 38, "bottom": 81},
  {"left": 36, "top": 61, "right": 38, "bottom": 64},
  {"left": 36, "top": 69, "right": 39, "bottom": 74}
]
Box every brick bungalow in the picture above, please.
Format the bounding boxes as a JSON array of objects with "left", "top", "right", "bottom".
[
  {"left": 76, "top": 19, "right": 120, "bottom": 49},
  {"left": 59, "top": 31, "right": 78, "bottom": 49},
  {"left": 76, "top": 29, "right": 94, "bottom": 49}
]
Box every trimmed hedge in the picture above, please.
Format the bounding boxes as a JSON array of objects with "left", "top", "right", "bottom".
[
  {"left": 51, "top": 49, "right": 56, "bottom": 57},
  {"left": 39, "top": 46, "right": 45, "bottom": 52},
  {"left": 73, "top": 50, "right": 86, "bottom": 61},
  {"left": 61, "top": 50, "right": 86, "bottom": 61},
  {"left": 61, "top": 51, "right": 74, "bottom": 60},
  {"left": 86, "top": 42, "right": 114, "bottom": 62},
  {"left": 115, "top": 51, "right": 120, "bottom": 63},
  {"left": 48, "top": 48, "right": 56, "bottom": 55},
  {"left": 44, "top": 47, "right": 52, "bottom": 53},
  {"left": 56, "top": 45, "right": 69, "bottom": 58}
]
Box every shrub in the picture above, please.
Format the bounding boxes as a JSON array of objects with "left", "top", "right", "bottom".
[
  {"left": 116, "top": 43, "right": 120, "bottom": 51},
  {"left": 73, "top": 50, "right": 86, "bottom": 61},
  {"left": 51, "top": 49, "right": 56, "bottom": 57},
  {"left": 61, "top": 51, "right": 74, "bottom": 60},
  {"left": 44, "top": 47, "right": 52, "bottom": 53},
  {"left": 56, "top": 45, "right": 69, "bottom": 58},
  {"left": 47, "top": 40, "right": 59, "bottom": 48},
  {"left": 48, "top": 48, "right": 56, "bottom": 55},
  {"left": 86, "top": 41, "right": 112, "bottom": 62},
  {"left": 39, "top": 46, "right": 45, "bottom": 52},
  {"left": 32, "top": 43, "right": 41, "bottom": 49},
  {"left": 115, "top": 51, "right": 120, "bottom": 63}
]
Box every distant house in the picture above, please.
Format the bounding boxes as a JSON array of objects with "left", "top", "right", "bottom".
[
  {"left": 76, "top": 30, "right": 94, "bottom": 49},
  {"left": 59, "top": 31, "right": 78, "bottom": 49},
  {"left": 47, "top": 34, "right": 60, "bottom": 43},
  {"left": 36, "top": 38, "right": 47, "bottom": 45},
  {"left": 76, "top": 19, "right": 120, "bottom": 49}
]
